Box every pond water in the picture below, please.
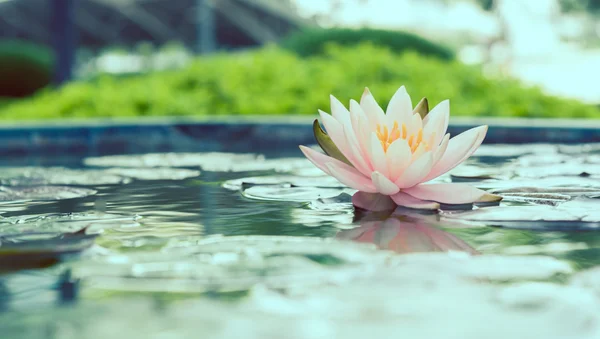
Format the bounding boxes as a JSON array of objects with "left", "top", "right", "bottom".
[{"left": 1, "top": 143, "right": 600, "bottom": 338}]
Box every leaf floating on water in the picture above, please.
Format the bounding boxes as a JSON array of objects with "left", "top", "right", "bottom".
[
  {"left": 450, "top": 164, "right": 513, "bottom": 181},
  {"left": 515, "top": 163, "right": 600, "bottom": 178},
  {"left": 105, "top": 167, "right": 201, "bottom": 181},
  {"left": 84, "top": 152, "right": 262, "bottom": 169},
  {"left": 0, "top": 167, "right": 130, "bottom": 186},
  {"left": 0, "top": 186, "right": 97, "bottom": 202},
  {"left": 497, "top": 193, "right": 571, "bottom": 206},
  {"left": 476, "top": 177, "right": 600, "bottom": 191},
  {"left": 0, "top": 212, "right": 141, "bottom": 235},
  {"left": 473, "top": 144, "right": 559, "bottom": 158},
  {"left": 444, "top": 198, "right": 600, "bottom": 230},
  {"left": 242, "top": 185, "right": 352, "bottom": 202},
  {"left": 85, "top": 152, "right": 313, "bottom": 173},
  {"left": 223, "top": 175, "right": 344, "bottom": 190},
  {"left": 0, "top": 227, "right": 99, "bottom": 271}
]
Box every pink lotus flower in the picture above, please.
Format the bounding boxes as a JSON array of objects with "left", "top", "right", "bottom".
[
  {"left": 299, "top": 86, "right": 502, "bottom": 211},
  {"left": 336, "top": 216, "right": 478, "bottom": 255}
]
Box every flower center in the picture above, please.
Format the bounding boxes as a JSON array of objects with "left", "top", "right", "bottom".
[{"left": 376, "top": 121, "right": 426, "bottom": 153}]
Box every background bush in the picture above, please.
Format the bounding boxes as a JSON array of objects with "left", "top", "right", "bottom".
[
  {"left": 0, "top": 40, "right": 54, "bottom": 98},
  {"left": 280, "top": 27, "right": 455, "bottom": 60},
  {"left": 0, "top": 43, "right": 597, "bottom": 120}
]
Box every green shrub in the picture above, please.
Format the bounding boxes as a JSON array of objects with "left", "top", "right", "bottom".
[
  {"left": 0, "top": 43, "right": 597, "bottom": 119},
  {"left": 280, "top": 27, "right": 455, "bottom": 60},
  {"left": 0, "top": 40, "right": 54, "bottom": 98}
]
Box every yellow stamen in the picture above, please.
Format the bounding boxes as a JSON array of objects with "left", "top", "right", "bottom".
[
  {"left": 376, "top": 120, "right": 430, "bottom": 154},
  {"left": 389, "top": 122, "right": 399, "bottom": 140}
]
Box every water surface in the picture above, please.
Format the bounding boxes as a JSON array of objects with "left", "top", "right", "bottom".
[{"left": 1, "top": 144, "right": 600, "bottom": 338}]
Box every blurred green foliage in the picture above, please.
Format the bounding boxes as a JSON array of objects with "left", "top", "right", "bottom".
[
  {"left": 0, "top": 40, "right": 54, "bottom": 98},
  {"left": 280, "top": 27, "right": 455, "bottom": 60},
  {"left": 0, "top": 43, "right": 597, "bottom": 119}
]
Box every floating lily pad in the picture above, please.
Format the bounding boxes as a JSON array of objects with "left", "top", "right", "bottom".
[
  {"left": 201, "top": 157, "right": 314, "bottom": 173},
  {"left": 0, "top": 227, "right": 99, "bottom": 271},
  {"left": 0, "top": 212, "right": 141, "bottom": 235},
  {"left": 0, "top": 186, "right": 96, "bottom": 202},
  {"left": 293, "top": 194, "right": 355, "bottom": 228},
  {"left": 0, "top": 167, "right": 130, "bottom": 186},
  {"left": 515, "top": 163, "right": 600, "bottom": 178},
  {"left": 570, "top": 267, "right": 600, "bottom": 297},
  {"left": 444, "top": 198, "right": 600, "bottom": 230},
  {"left": 497, "top": 192, "right": 571, "bottom": 206},
  {"left": 476, "top": 177, "right": 600, "bottom": 191},
  {"left": 4, "top": 253, "right": 593, "bottom": 339},
  {"left": 306, "top": 193, "right": 353, "bottom": 212},
  {"left": 84, "top": 152, "right": 262, "bottom": 169},
  {"left": 241, "top": 185, "right": 352, "bottom": 202},
  {"left": 516, "top": 153, "right": 577, "bottom": 166},
  {"left": 85, "top": 153, "right": 312, "bottom": 173},
  {"left": 473, "top": 144, "right": 558, "bottom": 158},
  {"left": 73, "top": 235, "right": 388, "bottom": 293},
  {"left": 223, "top": 175, "right": 343, "bottom": 190},
  {"left": 105, "top": 167, "right": 201, "bottom": 181},
  {"left": 450, "top": 164, "right": 512, "bottom": 181}
]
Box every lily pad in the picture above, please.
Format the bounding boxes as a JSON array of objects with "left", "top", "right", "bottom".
[
  {"left": 450, "top": 164, "right": 512, "bottom": 181},
  {"left": 473, "top": 144, "right": 558, "bottom": 158},
  {"left": 84, "top": 152, "right": 262, "bottom": 169},
  {"left": 0, "top": 186, "right": 97, "bottom": 202},
  {"left": 514, "top": 163, "right": 600, "bottom": 178},
  {"left": 497, "top": 192, "right": 571, "bottom": 206},
  {"left": 0, "top": 227, "right": 99, "bottom": 271},
  {"left": 293, "top": 194, "right": 355, "bottom": 228},
  {"left": 444, "top": 198, "right": 600, "bottom": 230},
  {"left": 476, "top": 177, "right": 600, "bottom": 191},
  {"left": 241, "top": 185, "right": 352, "bottom": 202},
  {"left": 73, "top": 235, "right": 389, "bottom": 293},
  {"left": 105, "top": 167, "right": 201, "bottom": 180},
  {"left": 85, "top": 153, "right": 318, "bottom": 173},
  {"left": 223, "top": 175, "right": 343, "bottom": 190},
  {"left": 0, "top": 167, "right": 130, "bottom": 186},
  {"left": 0, "top": 212, "right": 141, "bottom": 234}
]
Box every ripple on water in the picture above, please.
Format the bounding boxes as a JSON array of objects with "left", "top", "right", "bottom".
[{"left": 3, "top": 144, "right": 600, "bottom": 338}]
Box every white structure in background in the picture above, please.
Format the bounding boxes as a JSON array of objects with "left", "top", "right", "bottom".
[
  {"left": 295, "top": 0, "right": 600, "bottom": 104},
  {"left": 493, "top": 0, "right": 600, "bottom": 104},
  {"left": 496, "top": 0, "right": 561, "bottom": 59}
]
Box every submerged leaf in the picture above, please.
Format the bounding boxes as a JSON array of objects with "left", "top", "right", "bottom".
[
  {"left": 313, "top": 119, "right": 352, "bottom": 166},
  {"left": 413, "top": 97, "right": 429, "bottom": 118},
  {"left": 0, "top": 227, "right": 99, "bottom": 271}
]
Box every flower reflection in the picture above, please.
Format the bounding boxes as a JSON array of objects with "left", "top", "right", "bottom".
[{"left": 337, "top": 216, "right": 478, "bottom": 255}]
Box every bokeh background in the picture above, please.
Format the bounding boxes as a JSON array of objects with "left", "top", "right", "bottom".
[{"left": 0, "top": 0, "right": 599, "bottom": 120}]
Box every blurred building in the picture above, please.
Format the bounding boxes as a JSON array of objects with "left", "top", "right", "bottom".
[{"left": 0, "top": 0, "right": 311, "bottom": 51}]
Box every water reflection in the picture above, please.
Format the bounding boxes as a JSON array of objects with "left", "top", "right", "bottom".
[{"left": 338, "top": 214, "right": 478, "bottom": 255}]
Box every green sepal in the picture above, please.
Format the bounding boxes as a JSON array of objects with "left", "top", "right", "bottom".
[
  {"left": 313, "top": 119, "right": 352, "bottom": 166},
  {"left": 413, "top": 97, "right": 429, "bottom": 119}
]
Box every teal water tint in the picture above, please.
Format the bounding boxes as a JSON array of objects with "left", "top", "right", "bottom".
[{"left": 1, "top": 146, "right": 600, "bottom": 338}]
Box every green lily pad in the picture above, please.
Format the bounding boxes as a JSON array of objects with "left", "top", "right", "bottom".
[
  {"left": 241, "top": 185, "right": 352, "bottom": 202},
  {"left": 223, "top": 175, "right": 344, "bottom": 190},
  {"left": 0, "top": 186, "right": 97, "bottom": 202}
]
